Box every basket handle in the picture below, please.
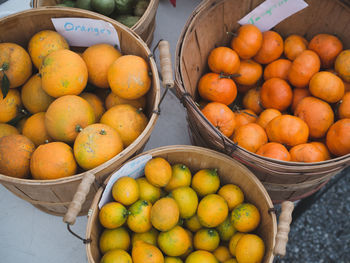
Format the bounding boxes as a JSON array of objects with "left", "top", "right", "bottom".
[
  {"left": 274, "top": 201, "right": 294, "bottom": 257},
  {"left": 63, "top": 171, "right": 95, "bottom": 225},
  {"left": 158, "top": 40, "right": 174, "bottom": 89}
]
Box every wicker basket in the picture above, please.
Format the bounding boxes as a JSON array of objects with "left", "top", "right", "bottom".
[
  {"left": 174, "top": 0, "right": 350, "bottom": 203},
  {"left": 0, "top": 8, "right": 162, "bottom": 216},
  {"left": 32, "top": 0, "right": 159, "bottom": 46},
  {"left": 82, "top": 145, "right": 293, "bottom": 263}
]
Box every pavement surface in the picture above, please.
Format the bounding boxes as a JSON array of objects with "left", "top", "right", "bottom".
[{"left": 0, "top": 0, "right": 349, "bottom": 262}]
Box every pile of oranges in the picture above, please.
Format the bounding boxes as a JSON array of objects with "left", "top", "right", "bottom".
[
  {"left": 98, "top": 157, "right": 265, "bottom": 263},
  {"left": 0, "top": 30, "right": 151, "bottom": 180},
  {"left": 199, "top": 24, "right": 350, "bottom": 162}
]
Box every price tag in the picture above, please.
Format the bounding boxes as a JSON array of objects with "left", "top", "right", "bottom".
[
  {"left": 238, "top": 0, "right": 308, "bottom": 32},
  {"left": 98, "top": 154, "right": 153, "bottom": 209},
  {"left": 51, "top": 18, "right": 120, "bottom": 49}
]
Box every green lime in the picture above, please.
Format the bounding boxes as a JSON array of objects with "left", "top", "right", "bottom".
[
  {"left": 91, "top": 0, "right": 115, "bottom": 16},
  {"left": 75, "top": 0, "right": 92, "bottom": 10},
  {"left": 134, "top": 0, "right": 149, "bottom": 16},
  {"left": 116, "top": 15, "right": 140, "bottom": 27},
  {"left": 115, "top": 0, "right": 135, "bottom": 15},
  {"left": 58, "top": 0, "right": 76, "bottom": 7}
]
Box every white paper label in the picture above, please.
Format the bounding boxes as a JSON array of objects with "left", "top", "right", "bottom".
[
  {"left": 51, "top": 18, "right": 120, "bottom": 48},
  {"left": 98, "top": 154, "right": 153, "bottom": 209},
  {"left": 238, "top": 0, "right": 308, "bottom": 32}
]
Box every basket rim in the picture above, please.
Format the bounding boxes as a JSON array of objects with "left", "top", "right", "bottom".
[
  {"left": 0, "top": 7, "right": 161, "bottom": 186},
  {"left": 174, "top": 0, "right": 350, "bottom": 170}
]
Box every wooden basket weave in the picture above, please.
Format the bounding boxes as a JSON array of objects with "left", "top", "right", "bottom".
[
  {"left": 174, "top": 0, "right": 350, "bottom": 203},
  {"left": 32, "top": 0, "right": 159, "bottom": 46},
  {"left": 0, "top": 8, "right": 160, "bottom": 216},
  {"left": 84, "top": 146, "right": 294, "bottom": 263}
]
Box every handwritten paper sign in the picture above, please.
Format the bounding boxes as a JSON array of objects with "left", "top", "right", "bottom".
[
  {"left": 238, "top": 0, "right": 308, "bottom": 32},
  {"left": 51, "top": 18, "right": 120, "bottom": 48},
  {"left": 98, "top": 154, "right": 153, "bottom": 209}
]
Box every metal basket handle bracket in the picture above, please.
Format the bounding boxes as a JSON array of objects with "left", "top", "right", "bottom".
[
  {"left": 63, "top": 171, "right": 95, "bottom": 225},
  {"left": 274, "top": 201, "right": 294, "bottom": 258}
]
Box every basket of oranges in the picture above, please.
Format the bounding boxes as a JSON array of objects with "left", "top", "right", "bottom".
[
  {"left": 0, "top": 8, "right": 174, "bottom": 216},
  {"left": 76, "top": 145, "right": 294, "bottom": 263},
  {"left": 32, "top": 0, "right": 160, "bottom": 46},
  {"left": 174, "top": 0, "right": 350, "bottom": 202}
]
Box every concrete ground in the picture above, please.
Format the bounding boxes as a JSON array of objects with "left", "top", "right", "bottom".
[{"left": 0, "top": 0, "right": 349, "bottom": 262}]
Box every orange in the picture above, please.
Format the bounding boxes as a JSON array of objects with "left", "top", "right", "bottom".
[
  {"left": 82, "top": 43, "right": 122, "bottom": 88},
  {"left": 22, "top": 112, "right": 52, "bottom": 147},
  {"left": 311, "top": 141, "right": 331, "bottom": 161},
  {"left": 228, "top": 233, "right": 245, "bottom": 256},
  {"left": 151, "top": 197, "right": 179, "bottom": 231},
  {"left": 242, "top": 88, "right": 264, "bottom": 115},
  {"left": 291, "top": 88, "right": 311, "bottom": 113},
  {"left": 339, "top": 92, "right": 350, "bottom": 119},
  {"left": 233, "top": 60, "right": 262, "bottom": 86},
  {"left": 309, "top": 71, "right": 345, "bottom": 103},
  {"left": 197, "top": 194, "right": 228, "bottom": 228},
  {"left": 289, "top": 143, "right": 326, "bottom": 163},
  {"left": 127, "top": 200, "right": 152, "bottom": 233},
  {"left": 144, "top": 157, "right": 172, "bottom": 187},
  {"left": 284, "top": 34, "right": 308, "bottom": 61},
  {"left": 0, "top": 88, "right": 21, "bottom": 123},
  {"left": 40, "top": 49, "right": 88, "bottom": 98},
  {"left": 16, "top": 117, "right": 27, "bottom": 134},
  {"left": 164, "top": 164, "right": 192, "bottom": 192},
  {"left": 185, "top": 250, "right": 218, "bottom": 263},
  {"left": 100, "top": 104, "right": 148, "bottom": 147},
  {"left": 137, "top": 177, "right": 162, "bottom": 204},
  {"left": 232, "top": 123, "right": 268, "bottom": 153},
  {"left": 80, "top": 92, "right": 105, "bottom": 121},
  {"left": 0, "top": 134, "right": 35, "bottom": 179},
  {"left": 132, "top": 228, "right": 159, "bottom": 246},
  {"left": 194, "top": 228, "right": 220, "bottom": 252},
  {"left": 234, "top": 109, "right": 257, "bottom": 129},
  {"left": 45, "top": 95, "right": 95, "bottom": 143},
  {"left": 263, "top": 59, "right": 292, "bottom": 81},
  {"left": 326, "top": 118, "right": 350, "bottom": 156},
  {"left": 112, "top": 176, "right": 139, "bottom": 206},
  {"left": 30, "top": 142, "right": 77, "bottom": 180},
  {"left": 223, "top": 259, "right": 237, "bottom": 263},
  {"left": 231, "top": 24, "right": 263, "bottom": 59},
  {"left": 100, "top": 249, "right": 132, "bottom": 263},
  {"left": 132, "top": 240, "right": 164, "bottom": 263},
  {"left": 231, "top": 203, "right": 260, "bottom": 233},
  {"left": 213, "top": 246, "right": 231, "bottom": 263},
  {"left": 165, "top": 257, "right": 183, "bottom": 263},
  {"left": 260, "top": 78, "right": 293, "bottom": 112},
  {"left": 208, "top": 47, "right": 240, "bottom": 75},
  {"left": 294, "top": 96, "right": 334, "bottom": 138},
  {"left": 99, "top": 202, "right": 129, "bottom": 229},
  {"left": 108, "top": 55, "right": 151, "bottom": 99},
  {"left": 185, "top": 214, "right": 202, "bottom": 232},
  {"left": 253, "top": 31, "right": 283, "bottom": 64},
  {"left": 181, "top": 230, "right": 194, "bottom": 259},
  {"left": 218, "top": 184, "right": 244, "bottom": 211},
  {"left": 266, "top": 115, "right": 309, "bottom": 147},
  {"left": 0, "top": 43, "right": 32, "bottom": 89},
  {"left": 0, "top": 123, "right": 18, "bottom": 139},
  {"left": 216, "top": 216, "right": 236, "bottom": 242},
  {"left": 201, "top": 102, "right": 236, "bottom": 137},
  {"left": 99, "top": 227, "right": 130, "bottom": 254},
  {"left": 256, "top": 108, "right": 281, "bottom": 129},
  {"left": 158, "top": 225, "right": 191, "bottom": 256},
  {"left": 171, "top": 186, "right": 198, "bottom": 219},
  {"left": 21, "top": 74, "right": 55, "bottom": 114},
  {"left": 235, "top": 234, "right": 265, "bottom": 263},
  {"left": 335, "top": 49, "right": 350, "bottom": 82},
  {"left": 191, "top": 168, "right": 220, "bottom": 196},
  {"left": 74, "top": 123, "right": 123, "bottom": 170},
  {"left": 256, "top": 142, "right": 291, "bottom": 162},
  {"left": 28, "top": 30, "right": 69, "bottom": 69},
  {"left": 105, "top": 92, "right": 147, "bottom": 110}
]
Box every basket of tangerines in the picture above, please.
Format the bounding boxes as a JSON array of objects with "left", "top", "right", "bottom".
[
  {"left": 0, "top": 8, "right": 171, "bottom": 216},
  {"left": 174, "top": 0, "right": 350, "bottom": 203},
  {"left": 73, "top": 145, "right": 294, "bottom": 263}
]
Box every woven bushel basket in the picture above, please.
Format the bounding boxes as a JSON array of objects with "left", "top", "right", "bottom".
[
  {"left": 85, "top": 145, "right": 278, "bottom": 263},
  {"left": 32, "top": 0, "right": 159, "bottom": 46},
  {"left": 175, "top": 0, "right": 350, "bottom": 203},
  {"left": 0, "top": 8, "right": 160, "bottom": 216}
]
